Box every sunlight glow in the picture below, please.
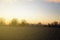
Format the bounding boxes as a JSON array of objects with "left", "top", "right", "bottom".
[{"left": 0, "top": 0, "right": 60, "bottom": 24}]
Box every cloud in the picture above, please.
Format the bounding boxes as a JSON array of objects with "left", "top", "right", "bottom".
[
  {"left": 0, "top": 0, "right": 34, "bottom": 4},
  {"left": 24, "top": 0, "right": 33, "bottom": 2},
  {"left": 45, "top": 0, "right": 60, "bottom": 3},
  {"left": 0, "top": 0, "right": 17, "bottom": 4},
  {"left": 19, "top": 0, "right": 33, "bottom": 3}
]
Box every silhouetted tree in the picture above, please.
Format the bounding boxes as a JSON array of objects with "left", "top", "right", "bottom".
[
  {"left": 37, "top": 22, "right": 42, "bottom": 27},
  {"left": 21, "top": 20, "right": 27, "bottom": 26},
  {"left": 59, "top": 23, "right": 60, "bottom": 27},
  {"left": 52, "top": 21, "right": 58, "bottom": 27},
  {"left": 0, "top": 18, "right": 5, "bottom": 26},
  {"left": 10, "top": 18, "right": 18, "bottom": 26},
  {"left": 48, "top": 23, "right": 51, "bottom": 27},
  {"left": 48, "top": 21, "right": 59, "bottom": 28}
]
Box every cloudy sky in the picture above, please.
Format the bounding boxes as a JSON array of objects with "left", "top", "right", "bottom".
[{"left": 0, "top": 0, "right": 60, "bottom": 24}]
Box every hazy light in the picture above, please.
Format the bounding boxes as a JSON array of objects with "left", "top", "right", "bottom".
[
  {"left": 45, "top": 0, "right": 60, "bottom": 2},
  {"left": 0, "top": 0, "right": 60, "bottom": 24}
]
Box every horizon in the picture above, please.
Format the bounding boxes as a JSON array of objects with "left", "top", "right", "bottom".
[{"left": 0, "top": 17, "right": 60, "bottom": 25}]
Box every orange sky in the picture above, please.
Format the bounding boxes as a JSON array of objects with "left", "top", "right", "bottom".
[{"left": 46, "top": 0, "right": 60, "bottom": 2}]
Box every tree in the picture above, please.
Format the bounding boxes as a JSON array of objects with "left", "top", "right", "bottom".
[
  {"left": 37, "top": 22, "right": 42, "bottom": 27},
  {"left": 0, "top": 18, "right": 5, "bottom": 26},
  {"left": 48, "top": 23, "right": 51, "bottom": 27},
  {"left": 10, "top": 18, "right": 18, "bottom": 26},
  {"left": 51, "top": 21, "right": 59, "bottom": 27},
  {"left": 21, "top": 20, "right": 27, "bottom": 26}
]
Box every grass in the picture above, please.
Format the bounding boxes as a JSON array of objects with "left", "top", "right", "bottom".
[{"left": 0, "top": 26, "right": 60, "bottom": 40}]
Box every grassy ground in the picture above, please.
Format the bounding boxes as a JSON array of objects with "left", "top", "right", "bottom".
[{"left": 0, "top": 26, "right": 60, "bottom": 40}]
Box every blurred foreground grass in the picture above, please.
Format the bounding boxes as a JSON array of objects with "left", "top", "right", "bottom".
[{"left": 0, "top": 26, "right": 60, "bottom": 40}]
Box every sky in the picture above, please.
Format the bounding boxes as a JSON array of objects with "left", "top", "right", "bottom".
[{"left": 0, "top": 0, "right": 60, "bottom": 24}]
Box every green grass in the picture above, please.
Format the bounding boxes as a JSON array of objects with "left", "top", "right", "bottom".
[{"left": 0, "top": 26, "right": 60, "bottom": 40}]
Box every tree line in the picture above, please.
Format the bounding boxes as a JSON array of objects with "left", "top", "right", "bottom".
[
  {"left": 0, "top": 18, "right": 28, "bottom": 26},
  {"left": 0, "top": 18, "right": 60, "bottom": 28}
]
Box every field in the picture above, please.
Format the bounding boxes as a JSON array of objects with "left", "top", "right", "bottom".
[{"left": 0, "top": 26, "right": 60, "bottom": 40}]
